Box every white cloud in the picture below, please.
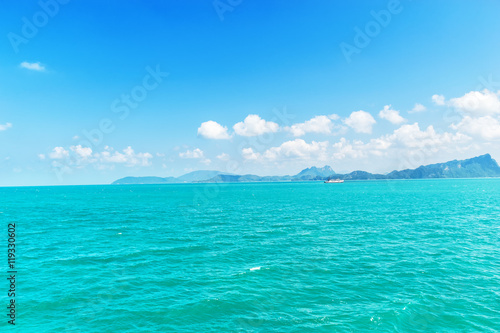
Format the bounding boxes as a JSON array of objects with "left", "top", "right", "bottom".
[
  {"left": 20, "top": 61, "right": 46, "bottom": 71},
  {"left": 46, "top": 146, "right": 153, "bottom": 169},
  {"left": 98, "top": 146, "right": 153, "bottom": 167},
  {"left": 233, "top": 114, "right": 279, "bottom": 137},
  {"left": 49, "top": 147, "right": 69, "bottom": 159},
  {"left": 70, "top": 145, "right": 93, "bottom": 159},
  {"left": 198, "top": 121, "right": 231, "bottom": 140},
  {"left": 179, "top": 148, "right": 204, "bottom": 159},
  {"left": 0, "top": 123, "right": 12, "bottom": 131},
  {"left": 242, "top": 147, "right": 261, "bottom": 160},
  {"left": 216, "top": 153, "right": 230, "bottom": 161},
  {"left": 378, "top": 105, "right": 407, "bottom": 124},
  {"left": 409, "top": 103, "right": 426, "bottom": 113},
  {"left": 332, "top": 135, "right": 397, "bottom": 160},
  {"left": 332, "top": 123, "right": 471, "bottom": 161},
  {"left": 389, "top": 123, "right": 470, "bottom": 149},
  {"left": 179, "top": 148, "right": 212, "bottom": 165},
  {"left": 344, "top": 111, "right": 376, "bottom": 134},
  {"left": 242, "top": 140, "right": 329, "bottom": 162},
  {"left": 286, "top": 115, "right": 340, "bottom": 137},
  {"left": 448, "top": 89, "right": 500, "bottom": 116},
  {"left": 332, "top": 138, "right": 368, "bottom": 160},
  {"left": 334, "top": 123, "right": 471, "bottom": 154},
  {"left": 451, "top": 116, "right": 500, "bottom": 140},
  {"left": 432, "top": 94, "right": 445, "bottom": 106},
  {"left": 263, "top": 139, "right": 329, "bottom": 161}
]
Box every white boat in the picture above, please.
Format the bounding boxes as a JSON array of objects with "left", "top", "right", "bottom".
[{"left": 324, "top": 179, "right": 344, "bottom": 183}]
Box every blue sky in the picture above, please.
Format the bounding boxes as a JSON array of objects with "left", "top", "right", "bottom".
[{"left": 1, "top": 0, "right": 500, "bottom": 185}]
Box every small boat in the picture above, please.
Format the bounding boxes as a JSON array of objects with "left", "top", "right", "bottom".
[{"left": 324, "top": 179, "right": 344, "bottom": 183}]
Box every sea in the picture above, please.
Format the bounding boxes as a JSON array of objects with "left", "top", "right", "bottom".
[{"left": 1, "top": 179, "right": 499, "bottom": 332}]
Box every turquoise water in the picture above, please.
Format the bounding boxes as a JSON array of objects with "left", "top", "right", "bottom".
[{"left": 1, "top": 179, "right": 500, "bottom": 332}]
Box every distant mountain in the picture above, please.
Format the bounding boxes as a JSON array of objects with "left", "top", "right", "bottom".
[
  {"left": 293, "top": 166, "right": 335, "bottom": 180},
  {"left": 335, "top": 154, "right": 500, "bottom": 180},
  {"left": 112, "top": 176, "right": 177, "bottom": 185},
  {"left": 202, "top": 174, "right": 293, "bottom": 183},
  {"left": 112, "top": 171, "right": 230, "bottom": 184},
  {"left": 385, "top": 154, "right": 500, "bottom": 179},
  {"left": 176, "top": 170, "right": 232, "bottom": 182},
  {"left": 111, "top": 154, "right": 500, "bottom": 184},
  {"left": 340, "top": 170, "right": 387, "bottom": 180}
]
